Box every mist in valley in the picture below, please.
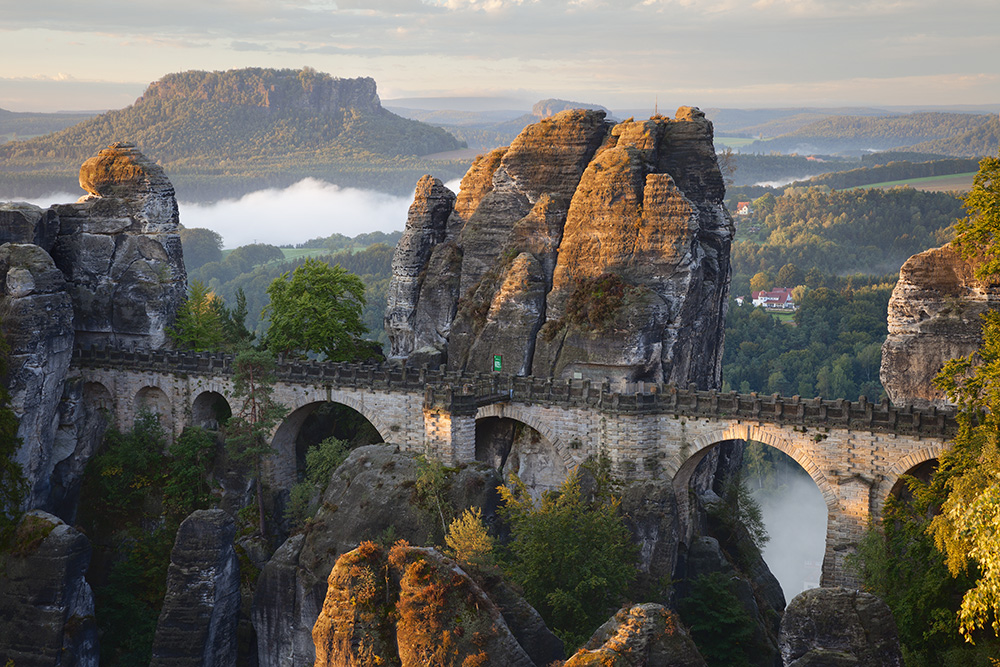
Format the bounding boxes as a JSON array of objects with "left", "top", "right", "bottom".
[{"left": 743, "top": 443, "right": 829, "bottom": 601}]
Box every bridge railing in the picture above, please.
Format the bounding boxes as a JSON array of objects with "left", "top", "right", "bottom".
[{"left": 73, "top": 345, "right": 958, "bottom": 437}]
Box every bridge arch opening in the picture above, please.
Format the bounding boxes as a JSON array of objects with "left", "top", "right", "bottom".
[
  {"left": 191, "top": 391, "right": 232, "bottom": 430},
  {"left": 134, "top": 386, "right": 170, "bottom": 426},
  {"left": 83, "top": 381, "right": 113, "bottom": 414},
  {"left": 673, "top": 438, "right": 830, "bottom": 601},
  {"left": 271, "top": 401, "right": 385, "bottom": 486},
  {"left": 475, "top": 416, "right": 568, "bottom": 499}
]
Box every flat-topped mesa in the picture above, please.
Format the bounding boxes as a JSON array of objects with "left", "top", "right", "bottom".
[
  {"left": 881, "top": 244, "right": 1000, "bottom": 408},
  {"left": 50, "top": 142, "right": 187, "bottom": 349},
  {"left": 386, "top": 106, "right": 733, "bottom": 389}
]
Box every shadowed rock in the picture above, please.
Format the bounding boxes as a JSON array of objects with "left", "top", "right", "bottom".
[
  {"left": 564, "top": 604, "right": 706, "bottom": 667},
  {"left": 0, "top": 511, "right": 98, "bottom": 667},
  {"left": 780, "top": 588, "right": 903, "bottom": 667},
  {"left": 151, "top": 509, "right": 241, "bottom": 667}
]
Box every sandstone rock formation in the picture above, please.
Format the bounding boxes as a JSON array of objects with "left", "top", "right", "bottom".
[
  {"left": 564, "top": 604, "right": 707, "bottom": 667},
  {"left": 881, "top": 244, "right": 1000, "bottom": 408},
  {"left": 1, "top": 143, "right": 185, "bottom": 511},
  {"left": 252, "top": 445, "right": 505, "bottom": 667},
  {"left": 0, "top": 511, "right": 98, "bottom": 667},
  {"left": 313, "top": 543, "right": 537, "bottom": 667},
  {"left": 151, "top": 509, "right": 241, "bottom": 667},
  {"left": 0, "top": 243, "right": 76, "bottom": 506},
  {"left": 386, "top": 107, "right": 733, "bottom": 388},
  {"left": 51, "top": 141, "right": 187, "bottom": 349},
  {"left": 779, "top": 588, "right": 903, "bottom": 667}
]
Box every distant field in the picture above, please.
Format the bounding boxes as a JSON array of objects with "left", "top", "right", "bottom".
[
  {"left": 852, "top": 172, "right": 977, "bottom": 193},
  {"left": 279, "top": 248, "right": 332, "bottom": 260},
  {"left": 768, "top": 310, "right": 796, "bottom": 324},
  {"left": 715, "top": 136, "right": 756, "bottom": 149}
]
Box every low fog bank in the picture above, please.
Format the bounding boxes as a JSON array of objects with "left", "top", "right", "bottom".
[
  {"left": 751, "top": 465, "right": 828, "bottom": 600},
  {"left": 178, "top": 178, "right": 415, "bottom": 248}
]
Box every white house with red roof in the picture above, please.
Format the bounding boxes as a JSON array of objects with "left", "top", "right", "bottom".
[{"left": 752, "top": 287, "right": 796, "bottom": 310}]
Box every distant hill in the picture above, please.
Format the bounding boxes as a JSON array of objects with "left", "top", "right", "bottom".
[
  {"left": 0, "top": 67, "right": 468, "bottom": 201},
  {"left": 744, "top": 112, "right": 994, "bottom": 155},
  {"left": 904, "top": 115, "right": 1000, "bottom": 157},
  {"left": 392, "top": 98, "right": 612, "bottom": 151},
  {"left": 0, "top": 108, "right": 97, "bottom": 142}
]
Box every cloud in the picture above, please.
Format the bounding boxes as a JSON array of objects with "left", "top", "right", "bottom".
[{"left": 176, "top": 179, "right": 414, "bottom": 248}]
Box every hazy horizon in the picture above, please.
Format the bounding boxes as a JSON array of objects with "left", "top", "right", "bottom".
[{"left": 2, "top": 1, "right": 998, "bottom": 114}]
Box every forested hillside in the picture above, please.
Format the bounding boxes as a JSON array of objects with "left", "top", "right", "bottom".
[
  {"left": 745, "top": 112, "right": 994, "bottom": 155},
  {"left": 0, "top": 68, "right": 469, "bottom": 200},
  {"left": 0, "top": 108, "right": 95, "bottom": 142},
  {"left": 905, "top": 115, "right": 1000, "bottom": 157},
  {"left": 732, "top": 187, "right": 960, "bottom": 281}
]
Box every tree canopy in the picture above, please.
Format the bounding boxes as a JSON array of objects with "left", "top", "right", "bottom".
[{"left": 262, "top": 258, "right": 368, "bottom": 362}]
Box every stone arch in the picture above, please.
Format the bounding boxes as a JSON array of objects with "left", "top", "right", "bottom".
[
  {"left": 475, "top": 404, "right": 573, "bottom": 499},
  {"left": 191, "top": 391, "right": 232, "bottom": 430},
  {"left": 134, "top": 385, "right": 171, "bottom": 426},
  {"left": 269, "top": 399, "right": 388, "bottom": 490},
  {"left": 667, "top": 422, "right": 839, "bottom": 517},
  {"left": 83, "top": 381, "right": 113, "bottom": 414},
  {"left": 875, "top": 442, "right": 951, "bottom": 515}
]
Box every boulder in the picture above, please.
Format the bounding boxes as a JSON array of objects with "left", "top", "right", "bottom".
[
  {"left": 150, "top": 509, "right": 241, "bottom": 667},
  {"left": 312, "top": 543, "right": 536, "bottom": 667},
  {"left": 564, "top": 604, "right": 706, "bottom": 667},
  {"left": 881, "top": 244, "right": 1000, "bottom": 408},
  {"left": 253, "top": 445, "right": 503, "bottom": 667},
  {"left": 50, "top": 142, "right": 187, "bottom": 349},
  {"left": 0, "top": 511, "right": 98, "bottom": 667},
  {"left": 779, "top": 588, "right": 903, "bottom": 667}
]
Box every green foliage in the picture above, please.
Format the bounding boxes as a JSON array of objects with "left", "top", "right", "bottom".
[
  {"left": 733, "top": 186, "right": 961, "bottom": 278},
  {"left": 285, "top": 436, "right": 351, "bottom": 529},
  {"left": 677, "top": 572, "right": 760, "bottom": 667},
  {"left": 162, "top": 427, "right": 217, "bottom": 522},
  {"left": 0, "top": 326, "right": 27, "bottom": 548},
  {"left": 226, "top": 347, "right": 287, "bottom": 536},
  {"left": 415, "top": 456, "right": 455, "bottom": 539},
  {"left": 951, "top": 156, "right": 1000, "bottom": 279},
  {"left": 168, "top": 280, "right": 226, "bottom": 352},
  {"left": 178, "top": 227, "right": 223, "bottom": 271},
  {"left": 497, "top": 469, "right": 637, "bottom": 650},
  {"left": 723, "top": 283, "right": 892, "bottom": 400},
  {"left": 83, "top": 412, "right": 167, "bottom": 528},
  {"left": 94, "top": 527, "right": 174, "bottom": 667},
  {"left": 444, "top": 507, "right": 496, "bottom": 573},
  {"left": 263, "top": 258, "right": 369, "bottom": 362}
]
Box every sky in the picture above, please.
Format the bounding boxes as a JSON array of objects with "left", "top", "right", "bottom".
[{"left": 2, "top": 0, "right": 999, "bottom": 113}]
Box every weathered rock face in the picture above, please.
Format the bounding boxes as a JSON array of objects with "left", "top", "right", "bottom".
[
  {"left": 386, "top": 107, "right": 732, "bottom": 388},
  {"left": 252, "top": 445, "right": 504, "bottom": 667},
  {"left": 0, "top": 243, "right": 76, "bottom": 507},
  {"left": 881, "top": 244, "right": 1000, "bottom": 408},
  {"left": 151, "top": 509, "right": 241, "bottom": 667},
  {"left": 0, "top": 511, "right": 98, "bottom": 667},
  {"left": 779, "top": 588, "right": 903, "bottom": 667},
  {"left": 313, "top": 543, "right": 537, "bottom": 667},
  {"left": 50, "top": 142, "right": 187, "bottom": 349},
  {"left": 0, "top": 203, "right": 60, "bottom": 252},
  {"left": 564, "top": 604, "right": 707, "bottom": 667}
]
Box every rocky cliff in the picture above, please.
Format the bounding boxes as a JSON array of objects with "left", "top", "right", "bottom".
[
  {"left": 386, "top": 107, "right": 733, "bottom": 388},
  {"left": 880, "top": 244, "right": 1000, "bottom": 408},
  {"left": 1, "top": 143, "right": 185, "bottom": 511}
]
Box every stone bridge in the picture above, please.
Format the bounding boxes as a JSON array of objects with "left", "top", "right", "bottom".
[{"left": 72, "top": 346, "right": 958, "bottom": 588}]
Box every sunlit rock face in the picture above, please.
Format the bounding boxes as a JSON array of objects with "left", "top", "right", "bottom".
[
  {"left": 881, "top": 244, "right": 1000, "bottom": 408},
  {"left": 50, "top": 142, "right": 187, "bottom": 349},
  {"left": 386, "top": 107, "right": 733, "bottom": 388}
]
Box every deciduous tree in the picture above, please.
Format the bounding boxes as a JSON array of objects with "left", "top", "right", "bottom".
[{"left": 263, "top": 258, "right": 368, "bottom": 362}]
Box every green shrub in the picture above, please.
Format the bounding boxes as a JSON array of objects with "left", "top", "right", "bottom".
[{"left": 677, "top": 572, "right": 760, "bottom": 667}]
